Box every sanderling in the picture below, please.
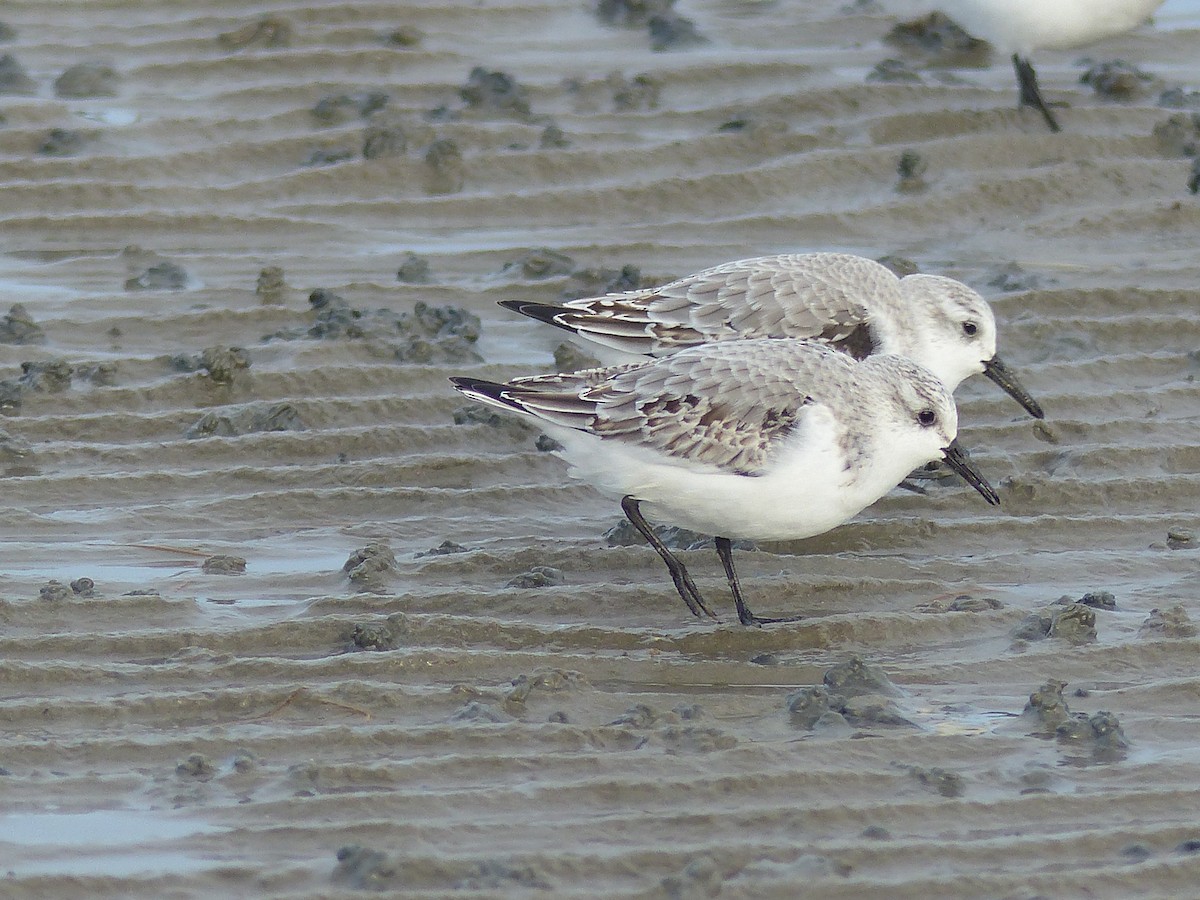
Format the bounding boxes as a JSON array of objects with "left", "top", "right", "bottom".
[
  {"left": 451, "top": 339, "right": 1000, "bottom": 626},
  {"left": 501, "top": 252, "right": 1043, "bottom": 419},
  {"left": 941, "top": 0, "right": 1165, "bottom": 131}
]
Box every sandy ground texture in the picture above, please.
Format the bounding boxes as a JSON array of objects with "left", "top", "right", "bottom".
[{"left": 2, "top": 0, "right": 1200, "bottom": 896}]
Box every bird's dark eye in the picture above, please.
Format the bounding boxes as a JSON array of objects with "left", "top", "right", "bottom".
[
  {"left": 962, "top": 321, "right": 978, "bottom": 336},
  {"left": 917, "top": 409, "right": 936, "bottom": 427}
]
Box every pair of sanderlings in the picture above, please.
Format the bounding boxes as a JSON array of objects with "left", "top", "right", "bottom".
[
  {"left": 452, "top": 252, "right": 1043, "bottom": 626},
  {"left": 938, "top": 0, "right": 1165, "bottom": 131}
]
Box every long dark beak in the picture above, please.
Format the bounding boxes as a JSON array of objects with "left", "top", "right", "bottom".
[
  {"left": 982, "top": 355, "right": 1044, "bottom": 419},
  {"left": 942, "top": 439, "right": 1001, "bottom": 506}
]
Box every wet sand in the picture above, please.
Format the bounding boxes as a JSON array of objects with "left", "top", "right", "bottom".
[{"left": 2, "top": 0, "right": 1200, "bottom": 896}]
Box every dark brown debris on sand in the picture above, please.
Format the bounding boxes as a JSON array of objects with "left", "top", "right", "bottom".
[
  {"left": 460, "top": 67, "right": 532, "bottom": 119},
  {"left": 1079, "top": 59, "right": 1158, "bottom": 100},
  {"left": 343, "top": 543, "right": 398, "bottom": 590},
  {"left": 0, "top": 303, "right": 44, "bottom": 344},
  {"left": 185, "top": 401, "right": 304, "bottom": 439},
  {"left": 0, "top": 53, "right": 36, "bottom": 94},
  {"left": 1139, "top": 605, "right": 1197, "bottom": 638},
  {"left": 256, "top": 266, "right": 288, "bottom": 304},
  {"left": 788, "top": 656, "right": 914, "bottom": 730},
  {"left": 883, "top": 12, "right": 991, "bottom": 68},
  {"left": 218, "top": 16, "right": 293, "bottom": 50},
  {"left": 202, "top": 555, "right": 247, "bottom": 575},
  {"left": 54, "top": 61, "right": 120, "bottom": 98},
  {"left": 1023, "top": 680, "right": 1128, "bottom": 759}
]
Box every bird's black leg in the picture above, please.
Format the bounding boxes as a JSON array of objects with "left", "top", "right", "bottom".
[
  {"left": 1012, "top": 54, "right": 1061, "bottom": 132},
  {"left": 715, "top": 536, "right": 804, "bottom": 627},
  {"left": 621, "top": 496, "right": 717, "bottom": 619}
]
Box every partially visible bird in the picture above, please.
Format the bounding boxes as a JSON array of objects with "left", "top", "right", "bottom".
[
  {"left": 940, "top": 0, "right": 1166, "bottom": 131},
  {"left": 500, "top": 252, "right": 1044, "bottom": 419},
  {"left": 451, "top": 339, "right": 1001, "bottom": 626}
]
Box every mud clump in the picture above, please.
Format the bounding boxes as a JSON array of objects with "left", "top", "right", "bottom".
[
  {"left": 39, "top": 580, "right": 74, "bottom": 602},
  {"left": 185, "top": 402, "right": 303, "bottom": 438},
  {"left": 1160, "top": 87, "right": 1200, "bottom": 110},
  {"left": 460, "top": 67, "right": 531, "bottom": 119},
  {"left": 125, "top": 260, "right": 189, "bottom": 291},
  {"left": 916, "top": 595, "right": 1004, "bottom": 613},
  {"left": 54, "top": 61, "right": 120, "bottom": 98},
  {"left": 660, "top": 857, "right": 724, "bottom": 899},
  {"left": 202, "top": 555, "right": 246, "bottom": 575},
  {"left": 501, "top": 248, "right": 576, "bottom": 281},
  {"left": 41, "top": 128, "right": 90, "bottom": 156},
  {"left": 176, "top": 753, "right": 217, "bottom": 780},
  {"left": 351, "top": 618, "right": 403, "bottom": 652},
  {"left": 593, "top": 0, "right": 675, "bottom": 26},
  {"left": 593, "top": 0, "right": 705, "bottom": 51},
  {"left": 198, "top": 346, "right": 251, "bottom": 384},
  {"left": 1048, "top": 603, "right": 1098, "bottom": 644},
  {"left": 1080, "top": 59, "right": 1157, "bottom": 99},
  {"left": 883, "top": 12, "right": 990, "bottom": 67},
  {"left": 867, "top": 59, "right": 923, "bottom": 85},
  {"left": 332, "top": 845, "right": 400, "bottom": 890},
  {"left": 255, "top": 266, "right": 288, "bottom": 305},
  {"left": 414, "top": 540, "right": 468, "bottom": 558},
  {"left": 422, "top": 138, "right": 465, "bottom": 194},
  {"left": 1023, "top": 680, "right": 1128, "bottom": 760},
  {"left": 788, "top": 656, "right": 913, "bottom": 730},
  {"left": 385, "top": 26, "right": 423, "bottom": 48},
  {"left": 454, "top": 860, "right": 552, "bottom": 892},
  {"left": 506, "top": 668, "right": 588, "bottom": 706},
  {"left": 561, "top": 263, "right": 643, "bottom": 301},
  {"left": 1166, "top": 528, "right": 1196, "bottom": 550},
  {"left": 311, "top": 91, "right": 388, "bottom": 126},
  {"left": 603, "top": 518, "right": 752, "bottom": 552},
  {"left": 218, "top": 16, "right": 292, "bottom": 50},
  {"left": 396, "top": 251, "right": 432, "bottom": 284},
  {"left": 1139, "top": 605, "right": 1197, "bottom": 638},
  {"left": 905, "top": 765, "right": 966, "bottom": 798},
  {"left": 896, "top": 149, "right": 928, "bottom": 192},
  {"left": 1075, "top": 590, "right": 1117, "bottom": 611},
  {"left": 361, "top": 118, "right": 407, "bottom": 158},
  {"left": 267, "top": 291, "right": 481, "bottom": 364},
  {"left": 612, "top": 519, "right": 754, "bottom": 552},
  {"left": 1013, "top": 599, "right": 1101, "bottom": 644},
  {"left": 0, "top": 54, "right": 36, "bottom": 94},
  {"left": 506, "top": 566, "right": 564, "bottom": 588},
  {"left": 20, "top": 360, "right": 73, "bottom": 393},
  {"left": 0, "top": 304, "right": 44, "bottom": 344},
  {"left": 343, "top": 543, "right": 398, "bottom": 591},
  {"left": 647, "top": 13, "right": 706, "bottom": 51},
  {"left": 1151, "top": 112, "right": 1200, "bottom": 157}
]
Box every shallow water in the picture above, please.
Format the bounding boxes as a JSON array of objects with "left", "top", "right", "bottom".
[{"left": 2, "top": 1, "right": 1200, "bottom": 896}]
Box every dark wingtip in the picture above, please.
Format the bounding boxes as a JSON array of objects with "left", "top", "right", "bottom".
[
  {"left": 449, "top": 375, "right": 505, "bottom": 401},
  {"left": 497, "top": 299, "right": 574, "bottom": 330}
]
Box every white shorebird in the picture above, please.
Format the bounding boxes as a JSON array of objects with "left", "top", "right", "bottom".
[
  {"left": 451, "top": 339, "right": 1000, "bottom": 626},
  {"left": 500, "top": 252, "right": 1044, "bottom": 419},
  {"left": 940, "top": 0, "right": 1166, "bottom": 131}
]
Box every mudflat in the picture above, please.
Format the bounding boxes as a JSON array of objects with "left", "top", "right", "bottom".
[{"left": 2, "top": 1, "right": 1200, "bottom": 896}]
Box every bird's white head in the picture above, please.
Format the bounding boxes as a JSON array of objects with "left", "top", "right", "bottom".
[{"left": 895, "top": 274, "right": 997, "bottom": 391}]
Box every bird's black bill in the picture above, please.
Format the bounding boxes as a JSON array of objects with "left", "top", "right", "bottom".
[
  {"left": 982, "top": 355, "right": 1044, "bottom": 419},
  {"left": 941, "top": 439, "right": 1000, "bottom": 506}
]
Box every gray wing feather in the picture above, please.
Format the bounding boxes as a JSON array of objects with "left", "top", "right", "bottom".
[
  {"left": 510, "top": 341, "right": 853, "bottom": 475},
  {"left": 558, "top": 253, "right": 896, "bottom": 356}
]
